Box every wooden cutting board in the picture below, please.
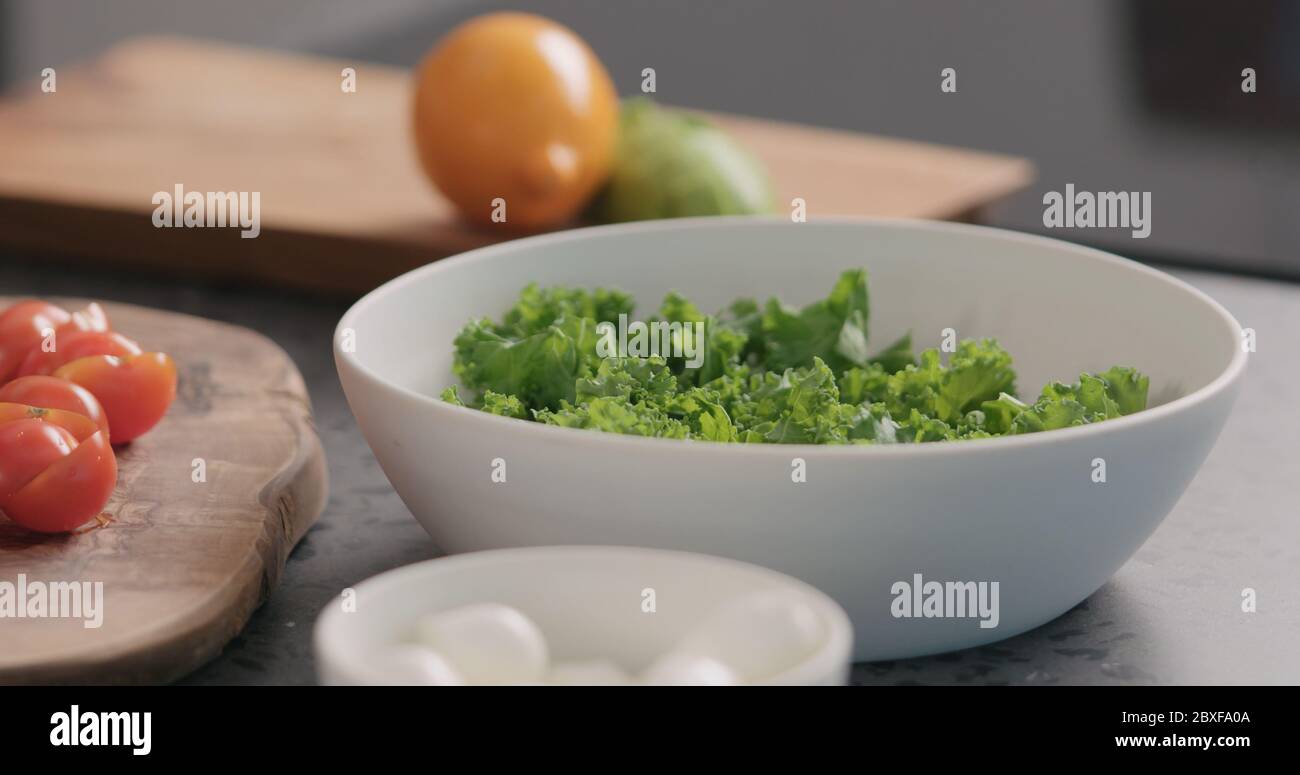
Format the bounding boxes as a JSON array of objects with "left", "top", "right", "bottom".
[
  {"left": 0, "top": 37, "right": 1033, "bottom": 294},
  {"left": 0, "top": 299, "right": 327, "bottom": 684}
]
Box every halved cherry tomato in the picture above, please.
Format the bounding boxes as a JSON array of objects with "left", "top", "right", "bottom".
[
  {"left": 0, "top": 300, "right": 110, "bottom": 383},
  {"left": 0, "top": 301, "right": 70, "bottom": 383},
  {"left": 16, "top": 330, "right": 142, "bottom": 378},
  {"left": 0, "top": 375, "right": 110, "bottom": 438},
  {"left": 55, "top": 353, "right": 177, "bottom": 444},
  {"left": 0, "top": 402, "right": 100, "bottom": 442},
  {"left": 0, "top": 419, "right": 75, "bottom": 500},
  {"left": 0, "top": 418, "right": 116, "bottom": 533}
]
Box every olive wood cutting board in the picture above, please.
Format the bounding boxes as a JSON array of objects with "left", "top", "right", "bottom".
[
  {"left": 0, "top": 37, "right": 1033, "bottom": 294},
  {"left": 0, "top": 299, "right": 327, "bottom": 684}
]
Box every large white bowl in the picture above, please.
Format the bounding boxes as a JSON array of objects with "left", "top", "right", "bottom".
[
  {"left": 314, "top": 546, "right": 854, "bottom": 685},
  {"left": 335, "top": 217, "right": 1246, "bottom": 661}
]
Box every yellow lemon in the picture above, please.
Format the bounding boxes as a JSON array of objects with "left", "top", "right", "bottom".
[{"left": 412, "top": 13, "right": 618, "bottom": 228}]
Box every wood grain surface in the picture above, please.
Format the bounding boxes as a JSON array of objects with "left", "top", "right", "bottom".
[
  {"left": 0, "top": 37, "right": 1033, "bottom": 294},
  {"left": 0, "top": 299, "right": 328, "bottom": 684}
]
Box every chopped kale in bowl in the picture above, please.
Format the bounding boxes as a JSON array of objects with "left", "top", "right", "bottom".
[{"left": 442, "top": 270, "right": 1148, "bottom": 444}]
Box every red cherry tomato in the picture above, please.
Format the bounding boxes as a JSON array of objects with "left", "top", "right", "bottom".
[
  {"left": 0, "top": 419, "right": 74, "bottom": 500},
  {"left": 0, "top": 418, "right": 116, "bottom": 533},
  {"left": 0, "top": 301, "right": 70, "bottom": 382},
  {"left": 0, "top": 402, "right": 101, "bottom": 442},
  {"left": 16, "top": 330, "right": 142, "bottom": 378},
  {"left": 0, "top": 375, "right": 110, "bottom": 438},
  {"left": 55, "top": 353, "right": 177, "bottom": 444},
  {"left": 0, "top": 300, "right": 110, "bottom": 383}
]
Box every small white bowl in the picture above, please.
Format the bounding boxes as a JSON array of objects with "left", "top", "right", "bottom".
[
  {"left": 313, "top": 546, "right": 854, "bottom": 686},
  {"left": 335, "top": 216, "right": 1246, "bottom": 660}
]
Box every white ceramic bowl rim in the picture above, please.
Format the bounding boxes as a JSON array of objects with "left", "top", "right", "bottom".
[
  {"left": 314, "top": 545, "right": 855, "bottom": 686},
  {"left": 336, "top": 215, "right": 1248, "bottom": 457}
]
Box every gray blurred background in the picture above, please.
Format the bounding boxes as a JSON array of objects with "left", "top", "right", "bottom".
[{"left": 2, "top": 0, "right": 1298, "bottom": 278}]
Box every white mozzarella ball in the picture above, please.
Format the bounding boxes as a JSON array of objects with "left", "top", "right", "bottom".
[
  {"left": 412, "top": 603, "right": 548, "bottom": 685},
  {"left": 676, "top": 591, "right": 826, "bottom": 683},
  {"left": 367, "top": 645, "right": 465, "bottom": 686},
  {"left": 640, "top": 652, "right": 739, "bottom": 686},
  {"left": 547, "top": 659, "right": 636, "bottom": 686}
]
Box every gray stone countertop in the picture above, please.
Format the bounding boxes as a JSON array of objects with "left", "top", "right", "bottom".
[{"left": 4, "top": 256, "right": 1294, "bottom": 685}]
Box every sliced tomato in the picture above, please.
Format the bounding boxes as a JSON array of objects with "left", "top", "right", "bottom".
[
  {"left": 0, "top": 300, "right": 72, "bottom": 383},
  {"left": 0, "top": 300, "right": 111, "bottom": 383},
  {"left": 0, "top": 375, "right": 110, "bottom": 438},
  {"left": 0, "top": 419, "right": 75, "bottom": 502},
  {"left": 0, "top": 425, "right": 117, "bottom": 533},
  {"left": 54, "top": 352, "right": 177, "bottom": 444},
  {"left": 0, "top": 402, "right": 100, "bottom": 442},
  {"left": 16, "top": 330, "right": 142, "bottom": 378}
]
